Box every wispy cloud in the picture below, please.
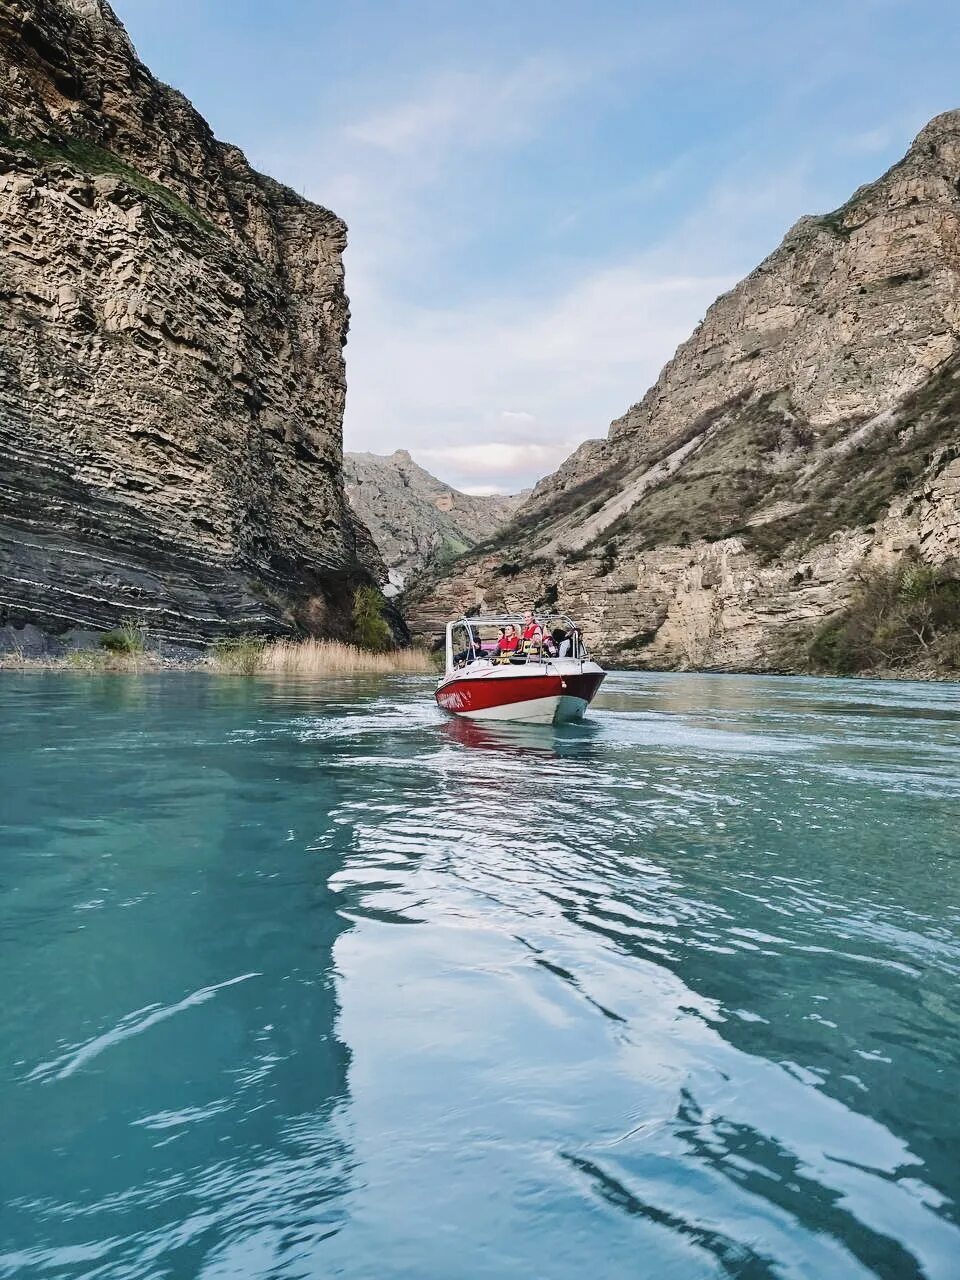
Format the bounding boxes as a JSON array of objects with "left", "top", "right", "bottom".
[
  {"left": 459, "top": 483, "right": 515, "bottom": 496},
  {"left": 837, "top": 125, "right": 896, "bottom": 155},
  {"left": 271, "top": 53, "right": 591, "bottom": 277},
  {"left": 344, "top": 58, "right": 581, "bottom": 157},
  {"left": 416, "top": 443, "right": 570, "bottom": 493},
  {"left": 247, "top": 23, "right": 938, "bottom": 494},
  {"left": 336, "top": 150, "right": 822, "bottom": 491},
  {"left": 343, "top": 261, "right": 734, "bottom": 491}
]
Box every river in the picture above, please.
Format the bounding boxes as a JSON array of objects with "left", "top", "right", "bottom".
[{"left": 2, "top": 671, "right": 959, "bottom": 1279}]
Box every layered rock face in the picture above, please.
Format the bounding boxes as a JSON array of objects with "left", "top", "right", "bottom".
[
  {"left": 409, "top": 113, "right": 960, "bottom": 669},
  {"left": 0, "top": 0, "right": 381, "bottom": 646},
  {"left": 344, "top": 449, "right": 521, "bottom": 593}
]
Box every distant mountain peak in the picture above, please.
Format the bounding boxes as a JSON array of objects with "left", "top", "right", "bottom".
[{"left": 344, "top": 450, "right": 522, "bottom": 591}]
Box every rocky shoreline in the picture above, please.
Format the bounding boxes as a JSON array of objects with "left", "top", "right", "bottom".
[
  {"left": 0, "top": 632, "right": 432, "bottom": 676},
  {"left": 3, "top": 635, "right": 953, "bottom": 687}
]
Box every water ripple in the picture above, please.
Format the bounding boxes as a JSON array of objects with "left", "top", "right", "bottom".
[{"left": 1, "top": 670, "right": 959, "bottom": 1278}]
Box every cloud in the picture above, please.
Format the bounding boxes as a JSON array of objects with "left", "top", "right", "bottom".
[
  {"left": 417, "top": 443, "right": 564, "bottom": 472},
  {"left": 342, "top": 256, "right": 737, "bottom": 491},
  {"left": 344, "top": 58, "right": 580, "bottom": 158},
  {"left": 415, "top": 443, "right": 571, "bottom": 492},
  {"left": 837, "top": 126, "right": 895, "bottom": 155},
  {"left": 255, "top": 53, "right": 757, "bottom": 492},
  {"left": 266, "top": 53, "right": 591, "bottom": 286},
  {"left": 459, "top": 484, "right": 514, "bottom": 496},
  {"left": 258, "top": 50, "right": 875, "bottom": 494}
]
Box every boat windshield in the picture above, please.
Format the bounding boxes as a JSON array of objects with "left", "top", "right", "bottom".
[{"left": 445, "top": 614, "right": 589, "bottom": 671}]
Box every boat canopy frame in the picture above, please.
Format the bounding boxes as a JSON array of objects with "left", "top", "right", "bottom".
[{"left": 443, "top": 613, "right": 589, "bottom": 671}]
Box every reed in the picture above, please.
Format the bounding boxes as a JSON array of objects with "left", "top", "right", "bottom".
[
  {"left": 258, "top": 638, "right": 433, "bottom": 676},
  {"left": 100, "top": 619, "right": 147, "bottom": 656},
  {"left": 2, "top": 637, "right": 434, "bottom": 676}
]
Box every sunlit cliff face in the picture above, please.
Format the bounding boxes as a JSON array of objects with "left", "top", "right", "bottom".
[{"left": 407, "top": 112, "right": 960, "bottom": 673}]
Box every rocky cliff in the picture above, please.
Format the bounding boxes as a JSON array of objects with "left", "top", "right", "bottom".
[
  {"left": 344, "top": 449, "right": 521, "bottom": 594},
  {"left": 0, "top": 0, "right": 381, "bottom": 648},
  {"left": 408, "top": 112, "right": 960, "bottom": 671}
]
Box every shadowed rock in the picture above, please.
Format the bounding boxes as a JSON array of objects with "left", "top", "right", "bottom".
[{"left": 0, "top": 0, "right": 383, "bottom": 645}]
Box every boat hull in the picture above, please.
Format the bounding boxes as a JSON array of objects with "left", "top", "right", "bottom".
[{"left": 435, "top": 666, "right": 605, "bottom": 725}]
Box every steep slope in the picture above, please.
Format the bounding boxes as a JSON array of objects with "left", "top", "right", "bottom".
[
  {"left": 0, "top": 0, "right": 382, "bottom": 647},
  {"left": 409, "top": 112, "right": 960, "bottom": 671},
  {"left": 344, "top": 449, "right": 522, "bottom": 592}
]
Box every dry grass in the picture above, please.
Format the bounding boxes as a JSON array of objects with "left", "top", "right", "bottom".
[
  {"left": 257, "top": 638, "right": 434, "bottom": 676},
  {"left": 1, "top": 637, "right": 435, "bottom": 676}
]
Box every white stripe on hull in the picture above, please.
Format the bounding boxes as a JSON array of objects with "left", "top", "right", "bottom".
[{"left": 456, "top": 694, "right": 588, "bottom": 725}]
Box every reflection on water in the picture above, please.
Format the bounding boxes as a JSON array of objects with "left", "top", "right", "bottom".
[
  {"left": 1, "top": 670, "right": 959, "bottom": 1278},
  {"left": 441, "top": 714, "right": 600, "bottom": 758}
]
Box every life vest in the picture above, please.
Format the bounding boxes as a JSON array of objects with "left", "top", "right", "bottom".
[
  {"left": 499, "top": 635, "right": 519, "bottom": 653},
  {"left": 521, "top": 622, "right": 542, "bottom": 655}
]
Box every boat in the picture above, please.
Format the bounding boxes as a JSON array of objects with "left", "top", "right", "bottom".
[{"left": 434, "top": 614, "right": 606, "bottom": 725}]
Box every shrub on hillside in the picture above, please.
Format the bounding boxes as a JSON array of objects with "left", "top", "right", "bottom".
[
  {"left": 351, "top": 586, "right": 392, "bottom": 652},
  {"left": 212, "top": 634, "right": 266, "bottom": 675},
  {"left": 807, "top": 557, "right": 960, "bottom": 673},
  {"left": 99, "top": 619, "right": 147, "bottom": 654}
]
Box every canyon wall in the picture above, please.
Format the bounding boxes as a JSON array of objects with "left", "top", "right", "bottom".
[
  {"left": 408, "top": 112, "right": 960, "bottom": 670},
  {"left": 0, "top": 0, "right": 381, "bottom": 648}
]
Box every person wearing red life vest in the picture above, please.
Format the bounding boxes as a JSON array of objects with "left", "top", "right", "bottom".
[
  {"left": 521, "top": 609, "right": 543, "bottom": 656},
  {"left": 494, "top": 624, "right": 520, "bottom": 659}
]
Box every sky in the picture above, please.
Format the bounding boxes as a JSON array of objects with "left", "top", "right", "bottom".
[{"left": 113, "top": 0, "right": 960, "bottom": 494}]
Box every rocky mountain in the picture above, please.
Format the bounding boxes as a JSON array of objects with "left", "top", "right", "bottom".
[
  {"left": 0, "top": 0, "right": 382, "bottom": 649},
  {"left": 408, "top": 112, "right": 960, "bottom": 671},
  {"left": 344, "top": 449, "right": 522, "bottom": 594}
]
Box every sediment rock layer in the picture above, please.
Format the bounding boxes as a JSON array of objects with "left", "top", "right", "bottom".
[
  {"left": 0, "top": 0, "right": 380, "bottom": 645},
  {"left": 408, "top": 112, "right": 960, "bottom": 669}
]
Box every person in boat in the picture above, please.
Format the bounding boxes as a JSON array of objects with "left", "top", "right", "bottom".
[
  {"left": 453, "top": 623, "right": 484, "bottom": 666},
  {"left": 558, "top": 626, "right": 580, "bottom": 658},
  {"left": 551, "top": 626, "right": 566, "bottom": 655},
  {"left": 520, "top": 610, "right": 544, "bottom": 658},
  {"left": 493, "top": 624, "right": 520, "bottom": 660}
]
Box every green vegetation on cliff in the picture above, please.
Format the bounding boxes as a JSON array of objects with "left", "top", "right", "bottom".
[
  {"left": 351, "top": 586, "right": 392, "bottom": 652},
  {"left": 798, "top": 558, "right": 960, "bottom": 674},
  {"left": 0, "top": 126, "right": 218, "bottom": 235}
]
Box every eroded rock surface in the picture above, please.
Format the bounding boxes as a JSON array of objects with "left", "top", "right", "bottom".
[
  {"left": 0, "top": 0, "right": 381, "bottom": 644},
  {"left": 345, "top": 450, "right": 521, "bottom": 593},
  {"left": 409, "top": 113, "right": 960, "bottom": 670}
]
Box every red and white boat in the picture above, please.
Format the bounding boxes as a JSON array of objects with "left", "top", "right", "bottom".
[{"left": 434, "top": 614, "right": 606, "bottom": 725}]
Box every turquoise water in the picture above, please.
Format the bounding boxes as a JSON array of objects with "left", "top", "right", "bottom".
[{"left": 2, "top": 672, "right": 959, "bottom": 1280}]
